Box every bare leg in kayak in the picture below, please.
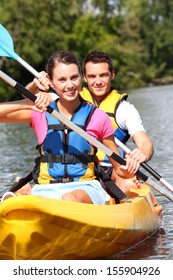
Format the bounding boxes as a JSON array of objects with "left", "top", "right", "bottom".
[
  {"left": 111, "top": 169, "right": 141, "bottom": 196},
  {"left": 62, "top": 190, "right": 93, "bottom": 203}
]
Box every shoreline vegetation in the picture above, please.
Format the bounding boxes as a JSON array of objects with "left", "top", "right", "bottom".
[
  {"left": 151, "top": 76, "right": 173, "bottom": 86},
  {"left": 0, "top": 1, "right": 173, "bottom": 101}
]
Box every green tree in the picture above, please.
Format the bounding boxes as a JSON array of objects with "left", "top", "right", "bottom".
[
  {"left": 1, "top": 0, "right": 173, "bottom": 101},
  {"left": 139, "top": 0, "right": 173, "bottom": 78},
  {"left": 0, "top": 0, "right": 83, "bottom": 100}
]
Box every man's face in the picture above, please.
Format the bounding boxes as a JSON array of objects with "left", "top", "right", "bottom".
[{"left": 84, "top": 62, "right": 114, "bottom": 99}]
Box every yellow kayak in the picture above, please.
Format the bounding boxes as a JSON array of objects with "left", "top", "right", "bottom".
[{"left": 0, "top": 184, "right": 162, "bottom": 260}]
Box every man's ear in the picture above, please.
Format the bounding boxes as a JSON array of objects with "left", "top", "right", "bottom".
[
  {"left": 111, "top": 70, "right": 115, "bottom": 80},
  {"left": 84, "top": 75, "right": 87, "bottom": 83}
]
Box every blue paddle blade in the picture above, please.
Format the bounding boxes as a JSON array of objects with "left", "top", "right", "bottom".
[{"left": 0, "top": 24, "right": 19, "bottom": 60}]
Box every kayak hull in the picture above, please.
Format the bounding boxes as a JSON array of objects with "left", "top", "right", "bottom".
[{"left": 0, "top": 184, "right": 162, "bottom": 260}]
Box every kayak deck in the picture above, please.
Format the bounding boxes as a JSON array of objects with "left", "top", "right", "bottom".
[{"left": 0, "top": 184, "right": 162, "bottom": 260}]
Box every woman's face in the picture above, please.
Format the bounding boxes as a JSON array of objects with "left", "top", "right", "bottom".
[{"left": 51, "top": 62, "right": 82, "bottom": 102}]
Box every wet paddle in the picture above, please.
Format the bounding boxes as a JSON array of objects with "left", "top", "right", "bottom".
[
  {"left": 0, "top": 24, "right": 56, "bottom": 93},
  {"left": 115, "top": 138, "right": 173, "bottom": 194},
  {"left": 0, "top": 69, "right": 173, "bottom": 201}
]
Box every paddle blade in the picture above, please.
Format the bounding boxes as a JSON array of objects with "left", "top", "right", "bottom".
[{"left": 0, "top": 24, "right": 19, "bottom": 60}]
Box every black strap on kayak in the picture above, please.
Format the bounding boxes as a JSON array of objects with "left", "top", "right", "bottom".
[
  {"left": 9, "top": 171, "right": 33, "bottom": 192},
  {"left": 6, "top": 159, "right": 127, "bottom": 204},
  {"left": 97, "top": 166, "right": 127, "bottom": 203},
  {"left": 8, "top": 167, "right": 126, "bottom": 204}
]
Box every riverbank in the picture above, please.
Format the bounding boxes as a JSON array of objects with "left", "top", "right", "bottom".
[{"left": 152, "top": 76, "right": 173, "bottom": 86}]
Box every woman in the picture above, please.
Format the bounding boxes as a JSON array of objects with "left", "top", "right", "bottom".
[{"left": 0, "top": 51, "right": 140, "bottom": 204}]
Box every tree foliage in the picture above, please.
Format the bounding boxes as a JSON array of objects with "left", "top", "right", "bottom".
[{"left": 0, "top": 0, "right": 173, "bottom": 101}]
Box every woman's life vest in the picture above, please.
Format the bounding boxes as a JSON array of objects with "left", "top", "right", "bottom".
[
  {"left": 33, "top": 101, "right": 98, "bottom": 184},
  {"left": 80, "top": 87, "right": 130, "bottom": 161},
  {"left": 12, "top": 100, "right": 126, "bottom": 202}
]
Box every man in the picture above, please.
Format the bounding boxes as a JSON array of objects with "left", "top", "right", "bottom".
[
  {"left": 79, "top": 50, "right": 154, "bottom": 189},
  {"left": 81, "top": 50, "right": 153, "bottom": 161}
]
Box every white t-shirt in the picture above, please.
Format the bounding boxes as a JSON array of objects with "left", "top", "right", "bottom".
[{"left": 116, "top": 100, "right": 146, "bottom": 138}]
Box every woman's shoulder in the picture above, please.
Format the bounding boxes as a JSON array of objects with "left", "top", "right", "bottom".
[{"left": 93, "top": 106, "right": 111, "bottom": 120}]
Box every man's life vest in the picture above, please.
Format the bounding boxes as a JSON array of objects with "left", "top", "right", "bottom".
[
  {"left": 80, "top": 87, "right": 130, "bottom": 161},
  {"left": 33, "top": 101, "right": 98, "bottom": 184}
]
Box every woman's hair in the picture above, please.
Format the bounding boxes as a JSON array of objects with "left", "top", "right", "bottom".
[
  {"left": 82, "top": 50, "right": 114, "bottom": 75},
  {"left": 46, "top": 50, "right": 81, "bottom": 79}
]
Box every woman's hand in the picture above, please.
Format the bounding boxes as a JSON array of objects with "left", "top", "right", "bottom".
[
  {"left": 34, "top": 71, "right": 51, "bottom": 92},
  {"left": 26, "top": 71, "right": 52, "bottom": 94},
  {"left": 34, "top": 91, "right": 52, "bottom": 111}
]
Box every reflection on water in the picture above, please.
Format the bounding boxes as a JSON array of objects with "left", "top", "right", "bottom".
[{"left": 0, "top": 84, "right": 173, "bottom": 259}]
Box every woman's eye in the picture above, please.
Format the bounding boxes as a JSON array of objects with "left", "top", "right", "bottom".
[
  {"left": 58, "top": 78, "right": 66, "bottom": 82},
  {"left": 71, "top": 75, "right": 79, "bottom": 80}
]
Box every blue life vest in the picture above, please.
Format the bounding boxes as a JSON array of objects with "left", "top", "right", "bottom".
[{"left": 34, "top": 101, "right": 98, "bottom": 184}]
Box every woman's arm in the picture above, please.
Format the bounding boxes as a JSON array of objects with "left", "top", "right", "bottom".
[
  {"left": 0, "top": 98, "right": 40, "bottom": 123},
  {"left": 86, "top": 107, "right": 140, "bottom": 178},
  {"left": 102, "top": 135, "right": 140, "bottom": 179}
]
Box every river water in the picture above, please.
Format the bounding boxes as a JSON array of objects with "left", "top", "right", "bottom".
[{"left": 0, "top": 84, "right": 173, "bottom": 260}]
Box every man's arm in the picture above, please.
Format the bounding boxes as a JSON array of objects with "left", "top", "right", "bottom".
[
  {"left": 132, "top": 131, "right": 154, "bottom": 162},
  {"left": 116, "top": 100, "right": 154, "bottom": 162}
]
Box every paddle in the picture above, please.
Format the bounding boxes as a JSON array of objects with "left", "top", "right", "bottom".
[
  {"left": 1, "top": 70, "right": 173, "bottom": 201},
  {"left": 115, "top": 138, "right": 173, "bottom": 194},
  {"left": 9, "top": 171, "right": 33, "bottom": 192},
  {"left": 0, "top": 24, "right": 56, "bottom": 93},
  {"left": 1, "top": 23, "right": 171, "bottom": 193}
]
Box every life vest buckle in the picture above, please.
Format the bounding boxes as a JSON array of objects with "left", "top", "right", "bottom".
[{"left": 61, "top": 154, "right": 76, "bottom": 164}]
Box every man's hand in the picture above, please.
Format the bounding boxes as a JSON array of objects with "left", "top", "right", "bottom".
[{"left": 128, "top": 148, "right": 148, "bottom": 163}]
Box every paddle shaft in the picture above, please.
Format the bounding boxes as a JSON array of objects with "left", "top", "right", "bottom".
[
  {"left": 9, "top": 171, "right": 33, "bottom": 192},
  {"left": 1, "top": 70, "right": 173, "bottom": 201},
  {"left": 0, "top": 70, "right": 147, "bottom": 180},
  {"left": 115, "top": 138, "right": 173, "bottom": 193},
  {"left": 13, "top": 55, "right": 56, "bottom": 93}
]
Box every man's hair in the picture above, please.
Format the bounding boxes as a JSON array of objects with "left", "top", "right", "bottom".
[
  {"left": 46, "top": 50, "right": 81, "bottom": 79},
  {"left": 82, "top": 50, "right": 114, "bottom": 75}
]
